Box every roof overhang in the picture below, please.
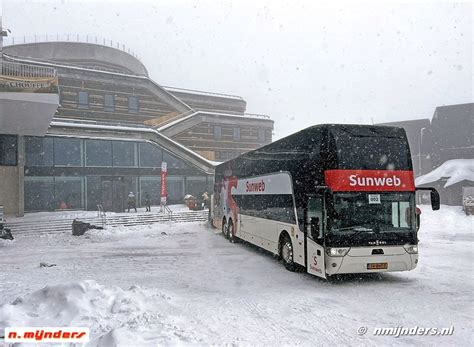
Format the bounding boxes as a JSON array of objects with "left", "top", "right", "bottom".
[{"left": 0, "top": 92, "right": 59, "bottom": 136}]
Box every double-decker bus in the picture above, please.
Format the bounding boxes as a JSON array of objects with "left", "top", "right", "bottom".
[{"left": 211, "top": 124, "right": 439, "bottom": 279}]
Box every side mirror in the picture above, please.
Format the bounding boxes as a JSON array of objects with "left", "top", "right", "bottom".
[
  {"left": 416, "top": 187, "right": 440, "bottom": 211},
  {"left": 430, "top": 189, "right": 440, "bottom": 211}
]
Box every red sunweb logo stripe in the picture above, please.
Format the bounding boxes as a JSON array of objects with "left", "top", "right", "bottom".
[{"left": 325, "top": 170, "right": 415, "bottom": 192}]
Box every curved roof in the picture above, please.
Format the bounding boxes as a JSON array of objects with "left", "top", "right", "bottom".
[{"left": 4, "top": 41, "right": 148, "bottom": 76}]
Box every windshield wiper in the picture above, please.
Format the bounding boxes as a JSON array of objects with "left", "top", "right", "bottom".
[
  {"left": 347, "top": 228, "right": 374, "bottom": 241},
  {"left": 333, "top": 225, "right": 373, "bottom": 232}
]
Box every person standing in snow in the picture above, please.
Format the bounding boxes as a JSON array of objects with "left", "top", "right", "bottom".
[
  {"left": 127, "top": 192, "right": 137, "bottom": 212},
  {"left": 145, "top": 192, "right": 151, "bottom": 212},
  {"left": 202, "top": 191, "right": 210, "bottom": 209}
]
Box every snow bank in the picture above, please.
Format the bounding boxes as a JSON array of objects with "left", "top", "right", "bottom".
[
  {"left": 0, "top": 209, "right": 471, "bottom": 345},
  {"left": 0, "top": 281, "right": 201, "bottom": 346},
  {"left": 415, "top": 159, "right": 474, "bottom": 188}
]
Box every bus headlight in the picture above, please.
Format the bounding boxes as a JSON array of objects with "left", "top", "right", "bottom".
[
  {"left": 403, "top": 244, "right": 418, "bottom": 254},
  {"left": 327, "top": 247, "right": 350, "bottom": 257}
]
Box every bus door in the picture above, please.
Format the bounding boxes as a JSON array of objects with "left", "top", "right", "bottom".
[{"left": 306, "top": 195, "right": 326, "bottom": 279}]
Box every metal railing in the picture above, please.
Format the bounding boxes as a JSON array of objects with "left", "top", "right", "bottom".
[
  {"left": 1, "top": 59, "right": 57, "bottom": 78},
  {"left": 162, "top": 86, "right": 244, "bottom": 101},
  {"left": 4, "top": 34, "right": 141, "bottom": 60},
  {"left": 160, "top": 204, "right": 173, "bottom": 221}
]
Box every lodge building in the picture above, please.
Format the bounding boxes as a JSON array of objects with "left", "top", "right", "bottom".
[{"left": 0, "top": 39, "right": 274, "bottom": 214}]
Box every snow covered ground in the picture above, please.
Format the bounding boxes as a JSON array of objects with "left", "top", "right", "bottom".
[{"left": 0, "top": 205, "right": 472, "bottom": 345}]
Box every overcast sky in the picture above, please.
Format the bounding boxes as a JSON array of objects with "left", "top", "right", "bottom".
[{"left": 3, "top": 0, "right": 472, "bottom": 139}]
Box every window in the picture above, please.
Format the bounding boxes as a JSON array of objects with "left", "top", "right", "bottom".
[
  {"left": 233, "top": 194, "right": 296, "bottom": 224},
  {"left": 258, "top": 129, "right": 266, "bottom": 142},
  {"left": 85, "top": 140, "right": 112, "bottom": 166},
  {"left": 78, "top": 91, "right": 89, "bottom": 109},
  {"left": 104, "top": 94, "right": 114, "bottom": 112},
  {"left": 306, "top": 196, "right": 323, "bottom": 239},
  {"left": 167, "top": 176, "right": 185, "bottom": 203},
  {"left": 25, "top": 136, "right": 53, "bottom": 167},
  {"left": 139, "top": 176, "right": 161, "bottom": 206},
  {"left": 233, "top": 127, "right": 241, "bottom": 141},
  {"left": 85, "top": 176, "right": 101, "bottom": 211},
  {"left": 0, "top": 135, "right": 18, "bottom": 166},
  {"left": 54, "top": 138, "right": 82, "bottom": 167},
  {"left": 186, "top": 176, "right": 208, "bottom": 197},
  {"left": 139, "top": 142, "right": 162, "bottom": 168},
  {"left": 54, "top": 177, "right": 84, "bottom": 210},
  {"left": 163, "top": 151, "right": 189, "bottom": 169},
  {"left": 24, "top": 177, "right": 55, "bottom": 211},
  {"left": 128, "top": 96, "right": 139, "bottom": 113},
  {"left": 214, "top": 125, "right": 222, "bottom": 140},
  {"left": 330, "top": 192, "right": 414, "bottom": 232},
  {"left": 113, "top": 141, "right": 136, "bottom": 167}
]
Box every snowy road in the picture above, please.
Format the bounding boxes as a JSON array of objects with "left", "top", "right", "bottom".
[{"left": 0, "top": 206, "right": 472, "bottom": 345}]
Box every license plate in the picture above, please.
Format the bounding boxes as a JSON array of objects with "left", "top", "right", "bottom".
[{"left": 367, "top": 263, "right": 388, "bottom": 270}]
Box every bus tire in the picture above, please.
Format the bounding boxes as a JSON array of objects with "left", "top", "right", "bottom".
[
  {"left": 227, "top": 219, "right": 236, "bottom": 243},
  {"left": 280, "top": 233, "right": 296, "bottom": 272},
  {"left": 222, "top": 218, "right": 227, "bottom": 238}
]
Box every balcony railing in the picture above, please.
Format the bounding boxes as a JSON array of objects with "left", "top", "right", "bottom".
[
  {"left": 4, "top": 34, "right": 141, "bottom": 60},
  {"left": 1, "top": 60, "right": 57, "bottom": 78}
]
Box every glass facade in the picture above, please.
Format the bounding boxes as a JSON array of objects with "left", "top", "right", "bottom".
[
  {"left": 25, "top": 137, "right": 53, "bottom": 166},
  {"left": 139, "top": 176, "right": 161, "bottom": 206},
  {"left": 54, "top": 137, "right": 82, "bottom": 166},
  {"left": 55, "top": 176, "right": 84, "bottom": 209},
  {"left": 112, "top": 141, "right": 136, "bottom": 167},
  {"left": 86, "top": 176, "right": 102, "bottom": 211},
  {"left": 24, "top": 177, "right": 55, "bottom": 211},
  {"left": 24, "top": 136, "right": 210, "bottom": 212},
  {"left": 186, "top": 176, "right": 208, "bottom": 197},
  {"left": 139, "top": 142, "right": 162, "bottom": 167},
  {"left": 163, "top": 151, "right": 189, "bottom": 169},
  {"left": 0, "top": 135, "right": 18, "bottom": 166},
  {"left": 85, "top": 139, "right": 113, "bottom": 167},
  {"left": 167, "top": 176, "right": 185, "bottom": 203}
]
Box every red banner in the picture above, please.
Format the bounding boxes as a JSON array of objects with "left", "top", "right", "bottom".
[
  {"left": 160, "top": 162, "right": 168, "bottom": 204},
  {"left": 325, "top": 170, "right": 415, "bottom": 192}
]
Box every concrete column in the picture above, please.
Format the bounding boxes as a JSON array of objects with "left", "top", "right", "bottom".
[{"left": 17, "top": 135, "right": 25, "bottom": 217}]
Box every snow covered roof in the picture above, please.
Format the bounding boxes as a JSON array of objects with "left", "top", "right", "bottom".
[
  {"left": 157, "top": 110, "right": 272, "bottom": 131},
  {"left": 415, "top": 159, "right": 474, "bottom": 188},
  {"left": 163, "top": 86, "right": 244, "bottom": 101}
]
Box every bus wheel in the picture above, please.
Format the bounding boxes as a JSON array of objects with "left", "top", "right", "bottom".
[
  {"left": 280, "top": 235, "right": 296, "bottom": 272},
  {"left": 222, "top": 218, "right": 227, "bottom": 238},
  {"left": 227, "top": 220, "right": 236, "bottom": 243}
]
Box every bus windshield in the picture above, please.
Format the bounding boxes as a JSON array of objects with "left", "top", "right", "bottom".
[{"left": 328, "top": 192, "right": 415, "bottom": 235}]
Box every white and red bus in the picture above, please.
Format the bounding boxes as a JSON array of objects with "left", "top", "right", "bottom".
[{"left": 211, "top": 124, "right": 439, "bottom": 279}]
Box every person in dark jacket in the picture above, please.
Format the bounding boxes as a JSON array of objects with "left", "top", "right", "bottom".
[
  {"left": 145, "top": 192, "right": 151, "bottom": 212},
  {"left": 127, "top": 192, "right": 137, "bottom": 212}
]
